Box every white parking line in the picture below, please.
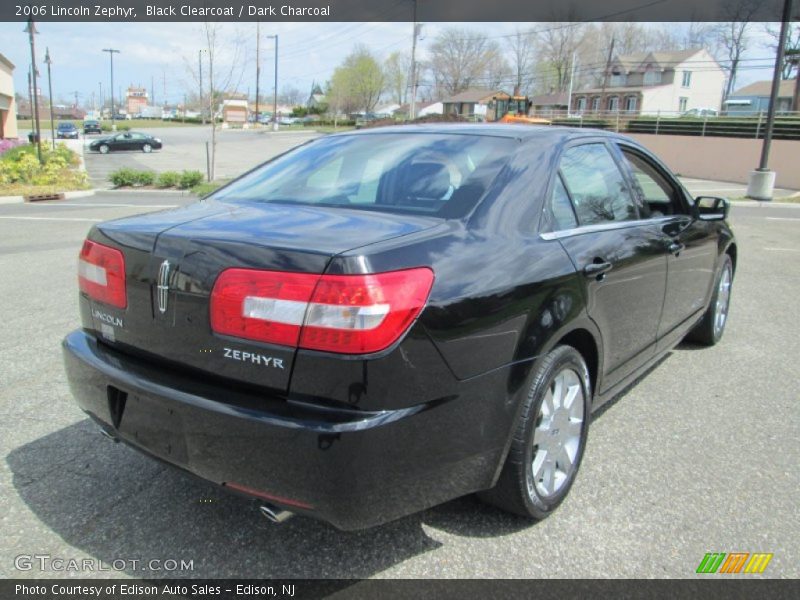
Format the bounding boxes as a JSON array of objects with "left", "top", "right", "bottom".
[
  {"left": 766, "top": 217, "right": 800, "bottom": 221},
  {"left": 28, "top": 203, "right": 179, "bottom": 208},
  {"left": 763, "top": 247, "right": 800, "bottom": 252},
  {"left": 0, "top": 216, "right": 102, "bottom": 222}
]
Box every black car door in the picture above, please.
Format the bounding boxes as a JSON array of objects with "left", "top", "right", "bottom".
[
  {"left": 113, "top": 133, "right": 133, "bottom": 150},
  {"left": 543, "top": 141, "right": 668, "bottom": 393},
  {"left": 614, "top": 143, "right": 719, "bottom": 350}
]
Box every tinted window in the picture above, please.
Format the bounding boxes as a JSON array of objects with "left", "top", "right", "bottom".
[
  {"left": 620, "top": 148, "right": 683, "bottom": 217},
  {"left": 211, "top": 133, "right": 515, "bottom": 217},
  {"left": 547, "top": 175, "right": 578, "bottom": 231},
  {"left": 559, "top": 143, "right": 638, "bottom": 226}
]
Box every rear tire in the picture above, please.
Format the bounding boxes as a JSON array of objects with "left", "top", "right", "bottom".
[
  {"left": 687, "top": 254, "right": 733, "bottom": 346},
  {"left": 479, "top": 345, "right": 592, "bottom": 520}
]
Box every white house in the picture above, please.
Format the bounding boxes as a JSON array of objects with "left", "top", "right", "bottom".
[{"left": 572, "top": 48, "right": 725, "bottom": 116}]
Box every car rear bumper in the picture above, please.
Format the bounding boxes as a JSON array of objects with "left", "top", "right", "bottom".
[{"left": 62, "top": 329, "right": 510, "bottom": 529}]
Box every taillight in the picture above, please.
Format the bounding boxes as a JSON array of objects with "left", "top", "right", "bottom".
[
  {"left": 210, "top": 267, "right": 434, "bottom": 354},
  {"left": 78, "top": 240, "right": 127, "bottom": 309}
]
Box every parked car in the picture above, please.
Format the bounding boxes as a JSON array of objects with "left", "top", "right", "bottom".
[
  {"left": 88, "top": 131, "right": 162, "bottom": 154},
  {"left": 56, "top": 122, "right": 79, "bottom": 139},
  {"left": 83, "top": 120, "right": 103, "bottom": 135},
  {"left": 63, "top": 125, "right": 736, "bottom": 530}
]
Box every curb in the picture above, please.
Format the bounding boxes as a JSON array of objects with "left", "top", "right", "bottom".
[
  {"left": 97, "top": 188, "right": 195, "bottom": 196},
  {"left": 0, "top": 189, "right": 96, "bottom": 205}
]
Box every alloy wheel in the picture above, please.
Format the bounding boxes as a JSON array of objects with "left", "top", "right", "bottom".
[
  {"left": 531, "top": 368, "right": 585, "bottom": 498},
  {"left": 714, "top": 264, "right": 732, "bottom": 338}
]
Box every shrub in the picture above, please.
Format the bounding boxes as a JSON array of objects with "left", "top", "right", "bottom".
[
  {"left": 134, "top": 170, "right": 155, "bottom": 186},
  {"left": 109, "top": 168, "right": 138, "bottom": 187},
  {"left": 179, "top": 170, "right": 204, "bottom": 189},
  {"left": 156, "top": 171, "right": 180, "bottom": 188}
]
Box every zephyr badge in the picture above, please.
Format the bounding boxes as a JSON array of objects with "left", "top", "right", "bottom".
[{"left": 157, "top": 260, "right": 170, "bottom": 314}]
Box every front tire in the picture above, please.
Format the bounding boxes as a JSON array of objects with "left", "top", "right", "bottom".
[
  {"left": 142, "top": 143, "right": 152, "bottom": 153},
  {"left": 99, "top": 144, "right": 109, "bottom": 154},
  {"left": 479, "top": 345, "right": 592, "bottom": 520},
  {"left": 687, "top": 254, "right": 733, "bottom": 346}
]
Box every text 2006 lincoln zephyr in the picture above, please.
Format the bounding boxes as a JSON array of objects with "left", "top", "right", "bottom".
[{"left": 63, "top": 124, "right": 735, "bottom": 529}]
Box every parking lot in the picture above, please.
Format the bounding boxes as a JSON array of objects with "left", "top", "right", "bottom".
[
  {"left": 0, "top": 183, "right": 797, "bottom": 579},
  {"left": 80, "top": 126, "right": 321, "bottom": 188}
]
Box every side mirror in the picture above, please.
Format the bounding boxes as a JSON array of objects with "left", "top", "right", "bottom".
[{"left": 692, "top": 196, "right": 730, "bottom": 221}]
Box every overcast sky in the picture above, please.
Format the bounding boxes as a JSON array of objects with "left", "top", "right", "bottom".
[{"left": 0, "top": 21, "right": 781, "bottom": 107}]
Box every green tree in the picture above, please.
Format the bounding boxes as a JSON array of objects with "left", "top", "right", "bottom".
[
  {"left": 328, "top": 46, "right": 385, "bottom": 115},
  {"left": 384, "top": 51, "right": 410, "bottom": 104}
]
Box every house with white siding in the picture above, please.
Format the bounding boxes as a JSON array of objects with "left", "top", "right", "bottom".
[{"left": 572, "top": 48, "right": 725, "bottom": 116}]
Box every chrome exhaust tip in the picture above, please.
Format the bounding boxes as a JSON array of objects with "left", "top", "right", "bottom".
[
  {"left": 259, "top": 504, "right": 294, "bottom": 523},
  {"left": 98, "top": 427, "right": 119, "bottom": 443}
]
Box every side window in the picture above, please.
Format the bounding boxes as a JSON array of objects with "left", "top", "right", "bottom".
[
  {"left": 559, "top": 143, "right": 638, "bottom": 226},
  {"left": 546, "top": 175, "right": 578, "bottom": 231},
  {"left": 619, "top": 148, "right": 684, "bottom": 217}
]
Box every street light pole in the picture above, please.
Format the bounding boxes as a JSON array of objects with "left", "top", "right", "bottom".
[
  {"left": 102, "top": 48, "right": 120, "bottom": 131},
  {"left": 267, "top": 34, "right": 278, "bottom": 131},
  {"left": 746, "top": 0, "right": 794, "bottom": 201},
  {"left": 409, "top": 0, "right": 420, "bottom": 121},
  {"left": 44, "top": 47, "right": 55, "bottom": 151},
  {"left": 255, "top": 22, "right": 260, "bottom": 127},
  {"left": 24, "top": 18, "right": 42, "bottom": 163},
  {"left": 198, "top": 49, "right": 205, "bottom": 124}
]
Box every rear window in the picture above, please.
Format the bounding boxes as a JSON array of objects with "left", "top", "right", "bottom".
[{"left": 211, "top": 133, "right": 515, "bottom": 217}]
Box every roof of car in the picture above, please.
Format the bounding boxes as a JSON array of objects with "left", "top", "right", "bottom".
[{"left": 335, "top": 123, "right": 625, "bottom": 143}]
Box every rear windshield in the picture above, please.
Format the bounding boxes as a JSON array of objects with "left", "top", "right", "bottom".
[{"left": 210, "top": 133, "right": 515, "bottom": 217}]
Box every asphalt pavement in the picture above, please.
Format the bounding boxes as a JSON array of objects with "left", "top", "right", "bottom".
[{"left": 0, "top": 190, "right": 797, "bottom": 580}]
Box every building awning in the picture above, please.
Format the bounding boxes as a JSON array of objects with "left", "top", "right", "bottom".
[{"left": 723, "top": 99, "right": 752, "bottom": 106}]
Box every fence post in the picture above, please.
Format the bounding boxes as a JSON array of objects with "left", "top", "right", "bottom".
[
  {"left": 755, "top": 110, "right": 763, "bottom": 139},
  {"left": 615, "top": 111, "right": 620, "bottom": 133},
  {"left": 655, "top": 111, "right": 660, "bottom": 135},
  {"left": 702, "top": 113, "right": 708, "bottom": 137},
  {"left": 579, "top": 115, "right": 583, "bottom": 128}
]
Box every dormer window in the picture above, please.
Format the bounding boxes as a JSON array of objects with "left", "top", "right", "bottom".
[
  {"left": 610, "top": 68, "right": 626, "bottom": 87},
  {"left": 643, "top": 65, "right": 662, "bottom": 85}
]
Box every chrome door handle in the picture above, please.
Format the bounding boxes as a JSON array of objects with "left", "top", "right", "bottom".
[
  {"left": 668, "top": 242, "right": 685, "bottom": 256},
  {"left": 583, "top": 261, "right": 613, "bottom": 278}
]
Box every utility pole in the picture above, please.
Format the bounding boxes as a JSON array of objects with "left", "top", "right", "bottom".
[
  {"left": 151, "top": 74, "right": 155, "bottom": 107},
  {"left": 787, "top": 49, "right": 800, "bottom": 112},
  {"left": 599, "top": 36, "right": 615, "bottom": 116},
  {"left": 409, "top": 0, "right": 419, "bottom": 121},
  {"left": 746, "top": 0, "right": 795, "bottom": 201},
  {"left": 267, "top": 34, "right": 278, "bottom": 131},
  {"left": 102, "top": 48, "right": 120, "bottom": 130},
  {"left": 255, "top": 22, "right": 260, "bottom": 126},
  {"left": 44, "top": 47, "right": 55, "bottom": 150},
  {"left": 73, "top": 90, "right": 79, "bottom": 110},
  {"left": 566, "top": 51, "right": 577, "bottom": 118},
  {"left": 25, "top": 18, "right": 43, "bottom": 163},
  {"left": 199, "top": 49, "right": 204, "bottom": 124},
  {"left": 99, "top": 81, "right": 103, "bottom": 115}
]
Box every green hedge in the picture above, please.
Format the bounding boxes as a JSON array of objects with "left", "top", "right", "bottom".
[{"left": 109, "top": 168, "right": 205, "bottom": 189}]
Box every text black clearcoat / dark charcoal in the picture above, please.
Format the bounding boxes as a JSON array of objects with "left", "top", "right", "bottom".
[{"left": 62, "top": 125, "right": 736, "bottom": 530}]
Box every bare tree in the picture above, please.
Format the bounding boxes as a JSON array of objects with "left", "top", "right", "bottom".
[
  {"left": 716, "top": 0, "right": 761, "bottom": 102},
  {"left": 279, "top": 85, "right": 304, "bottom": 106},
  {"left": 764, "top": 22, "right": 800, "bottom": 80},
  {"left": 428, "top": 27, "right": 505, "bottom": 95},
  {"left": 509, "top": 29, "right": 537, "bottom": 94},
  {"left": 384, "top": 51, "right": 410, "bottom": 104},
  {"left": 201, "top": 22, "right": 245, "bottom": 181},
  {"left": 534, "top": 22, "right": 587, "bottom": 93}
]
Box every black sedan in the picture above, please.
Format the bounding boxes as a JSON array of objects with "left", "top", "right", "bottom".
[
  {"left": 88, "top": 131, "right": 162, "bottom": 154},
  {"left": 56, "top": 122, "right": 79, "bottom": 139},
  {"left": 83, "top": 120, "right": 103, "bottom": 135},
  {"left": 63, "top": 125, "right": 735, "bottom": 530}
]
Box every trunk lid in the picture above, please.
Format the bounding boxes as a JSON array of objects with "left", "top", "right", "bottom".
[{"left": 85, "top": 200, "right": 439, "bottom": 393}]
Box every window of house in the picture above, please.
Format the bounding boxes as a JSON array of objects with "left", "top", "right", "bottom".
[
  {"left": 591, "top": 97, "right": 600, "bottom": 112},
  {"left": 643, "top": 67, "right": 662, "bottom": 85},
  {"left": 577, "top": 97, "right": 587, "bottom": 112},
  {"left": 679, "top": 97, "right": 689, "bottom": 112},
  {"left": 608, "top": 96, "right": 620, "bottom": 112},
  {"left": 610, "top": 70, "right": 626, "bottom": 87},
  {"left": 625, "top": 96, "right": 638, "bottom": 112},
  {"left": 682, "top": 70, "right": 692, "bottom": 87},
  {"left": 558, "top": 143, "right": 639, "bottom": 226}
]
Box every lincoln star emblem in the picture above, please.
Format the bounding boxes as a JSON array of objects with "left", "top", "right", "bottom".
[{"left": 157, "top": 260, "right": 170, "bottom": 314}]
